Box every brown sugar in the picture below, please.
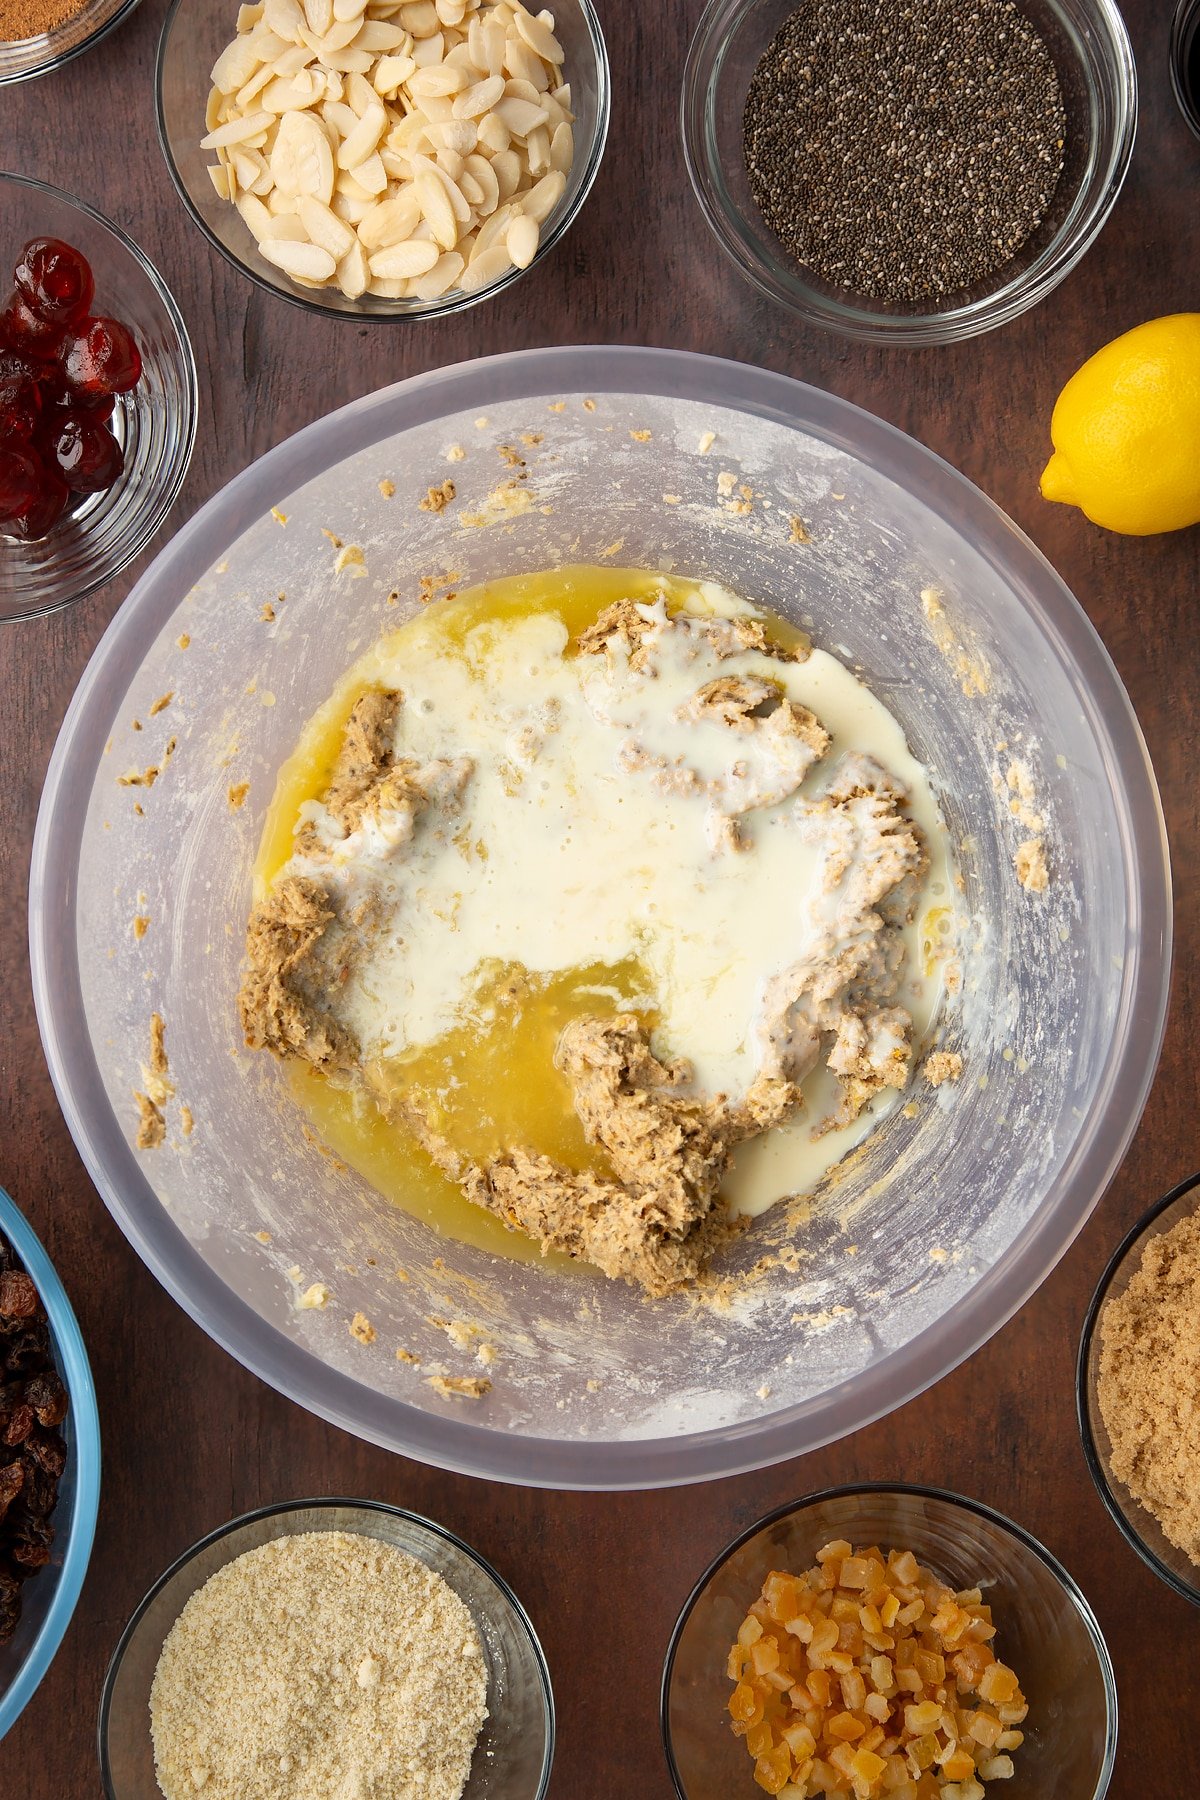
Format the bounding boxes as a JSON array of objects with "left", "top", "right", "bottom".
[{"left": 1096, "top": 1211, "right": 1200, "bottom": 1567}]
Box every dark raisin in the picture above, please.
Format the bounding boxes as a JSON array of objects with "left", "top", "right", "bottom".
[
  {"left": 2, "top": 1406, "right": 33, "bottom": 1448},
  {"left": 9, "top": 1518, "right": 53, "bottom": 1569},
  {"left": 0, "top": 1462, "right": 24, "bottom": 1524},
  {"left": 14, "top": 1457, "right": 56, "bottom": 1518},
  {"left": 0, "top": 1570, "right": 21, "bottom": 1644},
  {"left": 0, "top": 1272, "right": 39, "bottom": 1323},
  {"left": 23, "top": 1431, "right": 66, "bottom": 1480},
  {"left": 22, "top": 1370, "right": 68, "bottom": 1429},
  {"left": 3, "top": 1323, "right": 51, "bottom": 1374}
]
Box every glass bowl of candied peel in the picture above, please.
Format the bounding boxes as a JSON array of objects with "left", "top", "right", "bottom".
[
  {"left": 662, "top": 1484, "right": 1117, "bottom": 1800},
  {"left": 0, "top": 172, "right": 197, "bottom": 622}
]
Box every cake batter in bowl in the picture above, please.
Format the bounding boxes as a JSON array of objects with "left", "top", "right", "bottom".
[{"left": 30, "top": 347, "right": 1170, "bottom": 1488}]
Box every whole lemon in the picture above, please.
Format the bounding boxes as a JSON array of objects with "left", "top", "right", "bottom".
[{"left": 1040, "top": 313, "right": 1200, "bottom": 535}]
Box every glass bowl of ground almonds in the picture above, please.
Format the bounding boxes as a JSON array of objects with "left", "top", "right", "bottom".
[
  {"left": 1079, "top": 1170, "right": 1200, "bottom": 1608},
  {"left": 99, "top": 1497, "right": 555, "bottom": 1800},
  {"left": 681, "top": 0, "right": 1137, "bottom": 344},
  {"left": 662, "top": 1485, "right": 1118, "bottom": 1800}
]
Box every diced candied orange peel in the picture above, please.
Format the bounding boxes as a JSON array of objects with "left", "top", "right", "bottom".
[{"left": 725, "top": 1541, "right": 1028, "bottom": 1798}]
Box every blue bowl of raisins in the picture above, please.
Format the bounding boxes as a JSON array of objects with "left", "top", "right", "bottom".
[{"left": 0, "top": 1184, "right": 100, "bottom": 1741}]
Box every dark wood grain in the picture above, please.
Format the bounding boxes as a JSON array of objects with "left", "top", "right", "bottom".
[{"left": 2, "top": 1, "right": 1198, "bottom": 1793}]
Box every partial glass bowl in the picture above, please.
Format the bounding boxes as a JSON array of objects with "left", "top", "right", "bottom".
[
  {"left": 1171, "top": 0, "right": 1200, "bottom": 139},
  {"left": 1077, "top": 1170, "right": 1200, "bottom": 1607},
  {"left": 0, "top": 173, "right": 197, "bottom": 624},
  {"left": 98, "top": 1497, "right": 554, "bottom": 1799},
  {"left": 681, "top": 0, "right": 1137, "bottom": 344},
  {"left": 0, "top": 1183, "right": 101, "bottom": 1741},
  {"left": 0, "top": 0, "right": 141, "bottom": 88},
  {"left": 662, "top": 1485, "right": 1118, "bottom": 1800},
  {"left": 31, "top": 345, "right": 1171, "bottom": 1490},
  {"left": 154, "top": 0, "right": 609, "bottom": 322}
]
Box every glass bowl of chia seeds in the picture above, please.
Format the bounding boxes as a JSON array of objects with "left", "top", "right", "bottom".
[{"left": 681, "top": 0, "right": 1137, "bottom": 344}]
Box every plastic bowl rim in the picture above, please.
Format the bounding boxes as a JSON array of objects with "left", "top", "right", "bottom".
[
  {"left": 96, "top": 1493, "right": 556, "bottom": 1800},
  {"left": 0, "top": 0, "right": 144, "bottom": 89},
  {"left": 29, "top": 344, "right": 1173, "bottom": 1490},
  {"left": 153, "top": 0, "right": 611, "bottom": 324},
  {"left": 0, "top": 169, "right": 199, "bottom": 623},
  {"left": 1076, "top": 1168, "right": 1200, "bottom": 1609},
  {"left": 0, "top": 1184, "right": 101, "bottom": 1742},
  {"left": 659, "top": 1479, "right": 1119, "bottom": 1800},
  {"left": 679, "top": 0, "right": 1138, "bottom": 345}
]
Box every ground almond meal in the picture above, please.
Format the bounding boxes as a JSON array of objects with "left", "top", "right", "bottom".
[
  {"left": 149, "top": 1530, "right": 488, "bottom": 1800},
  {"left": 1096, "top": 1210, "right": 1200, "bottom": 1567}
]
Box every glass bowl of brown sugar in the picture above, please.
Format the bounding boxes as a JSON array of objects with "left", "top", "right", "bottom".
[
  {"left": 0, "top": 0, "right": 143, "bottom": 87},
  {"left": 1078, "top": 1170, "right": 1200, "bottom": 1608},
  {"left": 681, "top": 0, "right": 1137, "bottom": 344}
]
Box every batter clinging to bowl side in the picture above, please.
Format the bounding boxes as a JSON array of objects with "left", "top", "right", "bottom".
[{"left": 238, "top": 565, "right": 958, "bottom": 1294}]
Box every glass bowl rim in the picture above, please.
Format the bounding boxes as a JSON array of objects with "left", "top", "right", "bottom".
[
  {"left": 1170, "top": 0, "right": 1200, "bottom": 140},
  {"left": 0, "top": 1182, "right": 102, "bottom": 1743},
  {"left": 1076, "top": 1168, "right": 1200, "bottom": 1609},
  {"left": 29, "top": 343, "right": 1172, "bottom": 1490},
  {"left": 679, "top": 0, "right": 1138, "bottom": 346},
  {"left": 153, "top": 0, "right": 611, "bottom": 324},
  {"left": 0, "top": 0, "right": 144, "bottom": 89},
  {"left": 0, "top": 169, "right": 199, "bottom": 623},
  {"left": 96, "top": 1493, "right": 556, "bottom": 1799},
  {"left": 659, "top": 1480, "right": 1119, "bottom": 1800}
]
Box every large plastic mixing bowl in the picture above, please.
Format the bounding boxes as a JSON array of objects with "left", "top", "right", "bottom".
[{"left": 30, "top": 347, "right": 1170, "bottom": 1490}]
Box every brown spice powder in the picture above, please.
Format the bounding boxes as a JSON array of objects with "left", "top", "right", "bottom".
[
  {"left": 1, "top": 0, "right": 87, "bottom": 41},
  {"left": 1096, "top": 1211, "right": 1200, "bottom": 1566}
]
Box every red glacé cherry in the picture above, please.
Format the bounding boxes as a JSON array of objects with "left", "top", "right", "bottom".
[
  {"left": 0, "top": 447, "right": 44, "bottom": 524},
  {"left": 1, "top": 238, "right": 139, "bottom": 540},
  {"left": 59, "top": 317, "right": 142, "bottom": 398},
  {"left": 0, "top": 347, "right": 44, "bottom": 410},
  {"left": 14, "top": 238, "right": 95, "bottom": 328},
  {"left": 7, "top": 469, "right": 69, "bottom": 540},
  {"left": 0, "top": 399, "right": 38, "bottom": 442},
  {"left": 0, "top": 290, "right": 65, "bottom": 356},
  {"left": 43, "top": 412, "right": 124, "bottom": 493}
]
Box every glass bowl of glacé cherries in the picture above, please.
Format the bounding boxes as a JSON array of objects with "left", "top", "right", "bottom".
[{"left": 0, "top": 172, "right": 196, "bottom": 622}]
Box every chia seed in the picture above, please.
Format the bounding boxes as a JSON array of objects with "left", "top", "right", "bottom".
[{"left": 742, "top": 0, "right": 1068, "bottom": 304}]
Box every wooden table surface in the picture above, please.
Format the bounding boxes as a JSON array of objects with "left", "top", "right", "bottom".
[{"left": 3, "top": 0, "right": 1198, "bottom": 1792}]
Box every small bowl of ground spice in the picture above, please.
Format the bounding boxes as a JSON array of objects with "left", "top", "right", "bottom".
[
  {"left": 1078, "top": 1170, "right": 1200, "bottom": 1608},
  {"left": 681, "top": 0, "right": 1137, "bottom": 344},
  {"left": 0, "top": 0, "right": 141, "bottom": 88},
  {"left": 99, "top": 1497, "right": 555, "bottom": 1800}
]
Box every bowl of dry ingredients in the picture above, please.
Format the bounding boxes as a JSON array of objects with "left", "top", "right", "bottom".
[
  {"left": 99, "top": 1497, "right": 555, "bottom": 1800},
  {"left": 1078, "top": 1171, "right": 1200, "bottom": 1608},
  {"left": 662, "top": 1485, "right": 1118, "bottom": 1800},
  {"left": 681, "top": 0, "right": 1136, "bottom": 343}
]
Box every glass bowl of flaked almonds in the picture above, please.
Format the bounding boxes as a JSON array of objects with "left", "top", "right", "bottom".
[
  {"left": 662, "top": 1485, "right": 1117, "bottom": 1800},
  {"left": 155, "top": 0, "right": 609, "bottom": 320},
  {"left": 1078, "top": 1170, "right": 1200, "bottom": 1609},
  {"left": 99, "top": 1496, "right": 555, "bottom": 1800}
]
